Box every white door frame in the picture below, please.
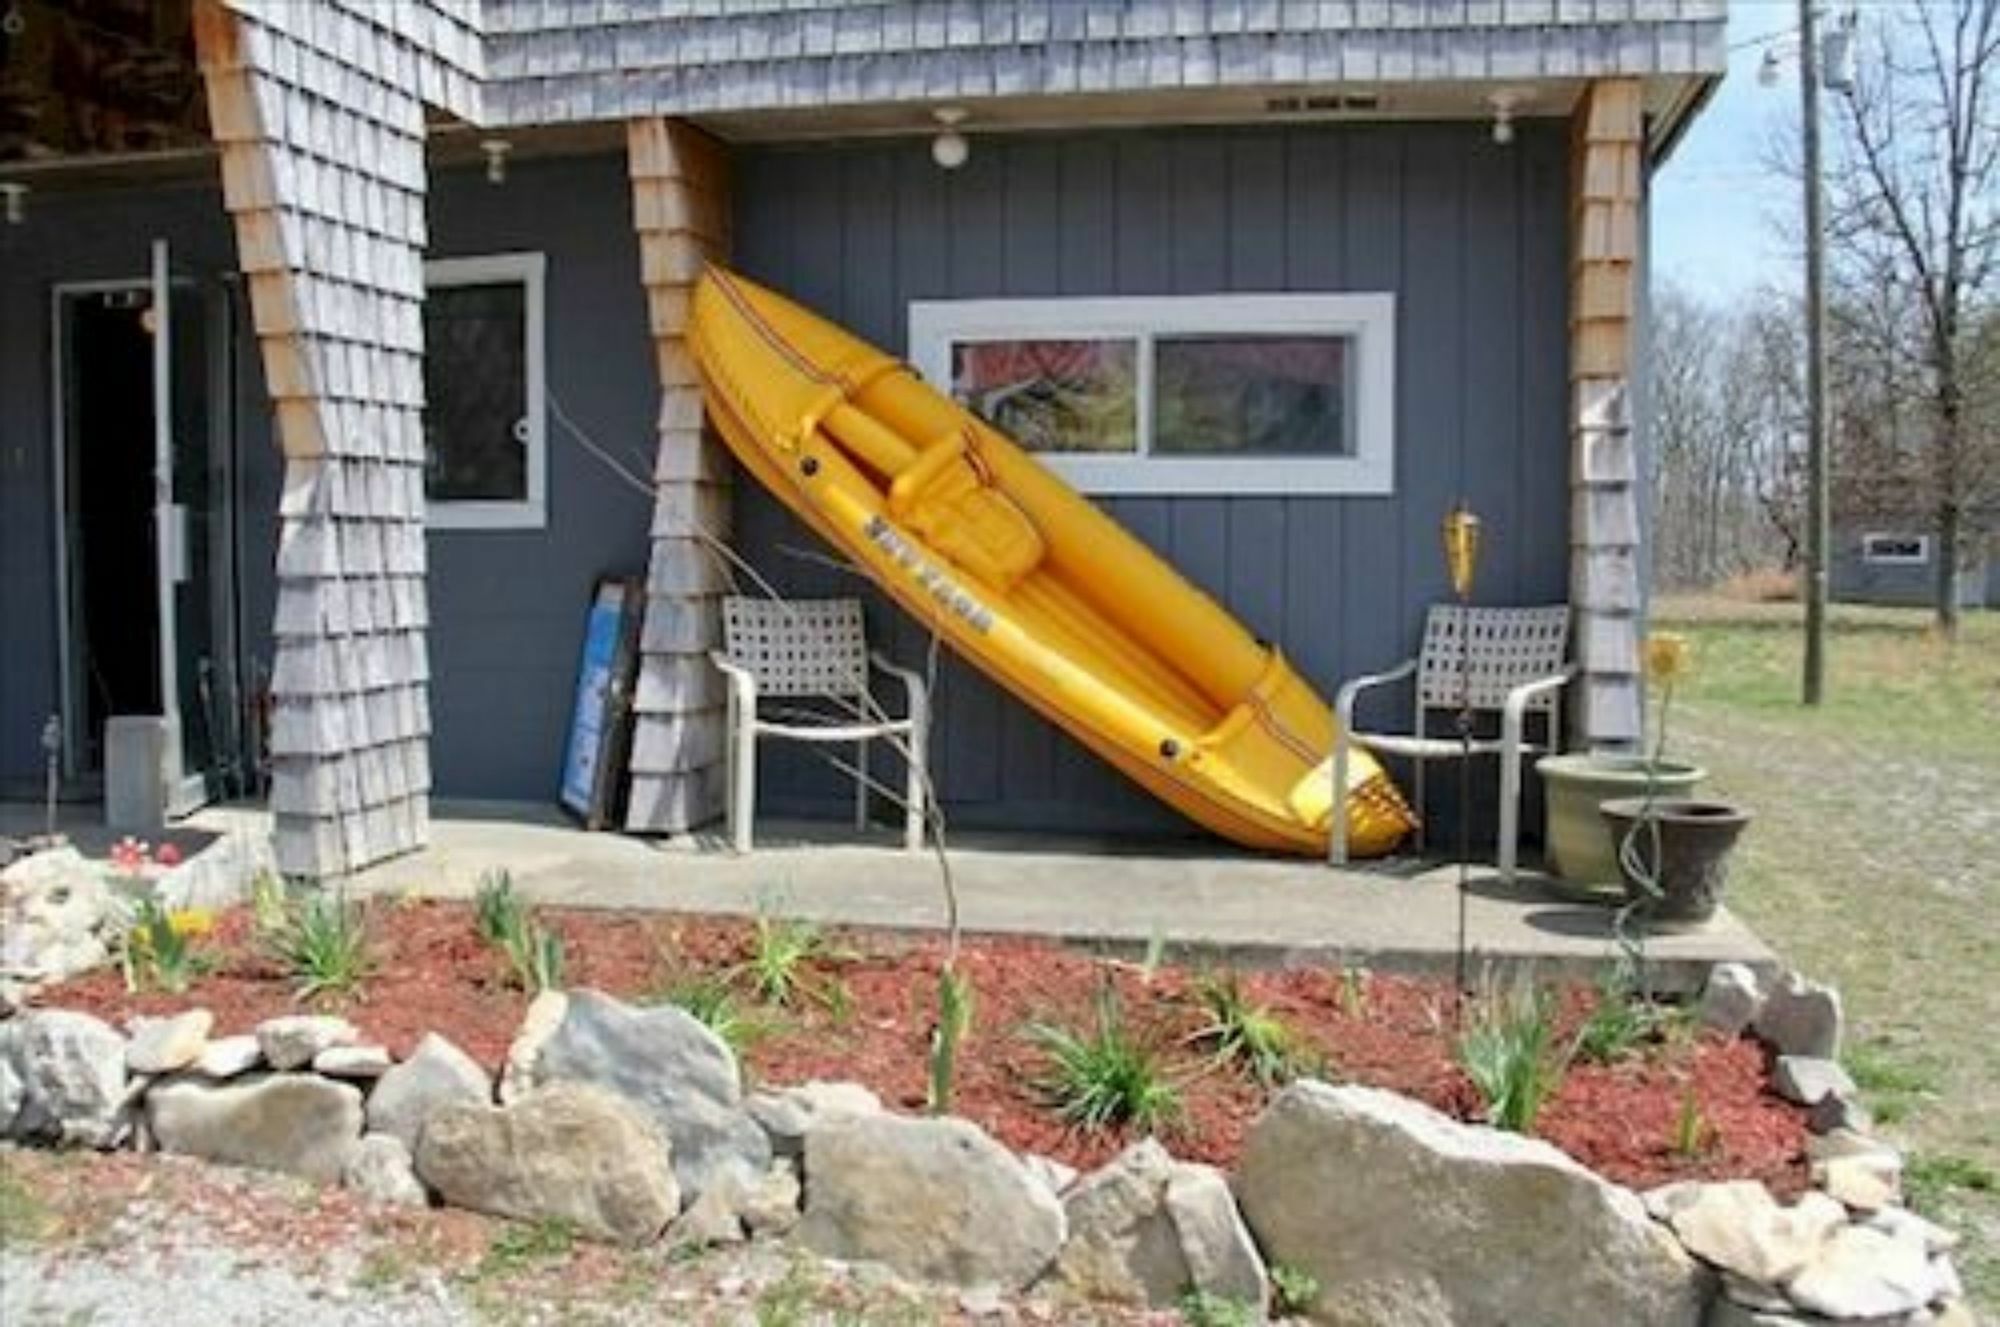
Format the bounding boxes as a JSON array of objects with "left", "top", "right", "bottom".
[{"left": 47, "top": 255, "right": 209, "bottom": 800}]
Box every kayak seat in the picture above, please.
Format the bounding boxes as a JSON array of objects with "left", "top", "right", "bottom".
[{"left": 887, "top": 430, "right": 1046, "bottom": 589}]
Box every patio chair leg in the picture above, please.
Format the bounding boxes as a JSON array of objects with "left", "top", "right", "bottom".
[
  {"left": 1498, "top": 745, "right": 1522, "bottom": 887},
  {"left": 732, "top": 716, "right": 757, "bottom": 855},
  {"left": 854, "top": 738, "right": 869, "bottom": 830}
]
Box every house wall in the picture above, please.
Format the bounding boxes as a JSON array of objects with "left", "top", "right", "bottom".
[
  {"left": 1829, "top": 526, "right": 1996, "bottom": 610},
  {"left": 0, "top": 154, "right": 658, "bottom": 803},
  {"left": 3, "top": 124, "right": 1576, "bottom": 844},
  {"left": 729, "top": 121, "right": 1574, "bottom": 836}
]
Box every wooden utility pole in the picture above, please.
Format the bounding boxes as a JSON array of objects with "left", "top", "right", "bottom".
[{"left": 1799, "top": 0, "right": 1830, "bottom": 706}]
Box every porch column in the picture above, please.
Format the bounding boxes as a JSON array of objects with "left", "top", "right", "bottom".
[
  {"left": 193, "top": 1, "right": 434, "bottom": 877},
  {"left": 1568, "top": 79, "right": 1645, "bottom": 750},
  {"left": 623, "top": 119, "right": 733, "bottom": 833}
]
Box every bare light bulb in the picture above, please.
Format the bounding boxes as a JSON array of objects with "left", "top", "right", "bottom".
[
  {"left": 931, "top": 130, "right": 969, "bottom": 170},
  {"left": 482, "top": 139, "right": 512, "bottom": 185}
]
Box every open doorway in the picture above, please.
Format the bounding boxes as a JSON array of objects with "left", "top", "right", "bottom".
[{"left": 54, "top": 272, "right": 235, "bottom": 803}]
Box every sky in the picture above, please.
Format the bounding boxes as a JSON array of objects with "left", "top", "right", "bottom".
[{"left": 1651, "top": 1, "right": 1811, "bottom": 305}]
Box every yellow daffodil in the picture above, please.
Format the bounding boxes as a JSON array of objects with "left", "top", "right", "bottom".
[
  {"left": 167, "top": 907, "right": 217, "bottom": 939},
  {"left": 1644, "top": 632, "right": 1691, "bottom": 685}
]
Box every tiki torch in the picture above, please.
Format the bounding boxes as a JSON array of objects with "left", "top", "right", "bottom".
[{"left": 1442, "top": 505, "right": 1481, "bottom": 1015}]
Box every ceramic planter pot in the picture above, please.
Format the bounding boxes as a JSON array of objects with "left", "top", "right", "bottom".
[
  {"left": 1598, "top": 797, "right": 1751, "bottom": 928},
  {"left": 1536, "top": 754, "right": 1706, "bottom": 888}
]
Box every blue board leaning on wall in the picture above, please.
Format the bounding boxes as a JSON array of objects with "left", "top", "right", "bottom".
[{"left": 559, "top": 577, "right": 644, "bottom": 830}]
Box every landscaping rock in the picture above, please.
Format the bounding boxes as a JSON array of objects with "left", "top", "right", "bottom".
[
  {"left": 255, "top": 1015, "right": 357, "bottom": 1070},
  {"left": 1814, "top": 1152, "right": 1902, "bottom": 1213},
  {"left": 365, "top": 1032, "right": 491, "bottom": 1150},
  {"left": 1020, "top": 1152, "right": 1079, "bottom": 1198},
  {"left": 0, "top": 1023, "right": 24, "bottom": 1136},
  {"left": 744, "top": 1079, "right": 881, "bottom": 1160},
  {"left": 1661, "top": 1181, "right": 1846, "bottom": 1285},
  {"left": 797, "top": 1111, "right": 1065, "bottom": 1291},
  {"left": 343, "top": 1132, "right": 428, "bottom": 1207},
  {"left": 192, "top": 1035, "right": 263, "bottom": 1079},
  {"left": 1699, "top": 963, "right": 1765, "bottom": 1037},
  {"left": 1784, "top": 1223, "right": 1939, "bottom": 1320},
  {"left": 414, "top": 1082, "right": 679, "bottom": 1246},
  {"left": 1237, "top": 1082, "right": 1705, "bottom": 1327},
  {"left": 11, "top": 1008, "right": 129, "bottom": 1148},
  {"left": 1165, "top": 1161, "right": 1269, "bottom": 1310},
  {"left": 1862, "top": 1206, "right": 1958, "bottom": 1256},
  {"left": 1051, "top": 1139, "right": 1266, "bottom": 1310},
  {"left": 125, "top": 1009, "right": 213, "bottom": 1074},
  {"left": 501, "top": 988, "right": 768, "bottom": 1200},
  {"left": 1807, "top": 1093, "right": 1873, "bottom": 1136},
  {"left": 1753, "top": 972, "right": 1843, "bottom": 1060},
  {"left": 1808, "top": 1128, "right": 1898, "bottom": 1165},
  {"left": 670, "top": 1179, "right": 751, "bottom": 1250},
  {"left": 0, "top": 847, "right": 125, "bottom": 994},
  {"left": 739, "top": 1159, "right": 802, "bottom": 1237},
  {"left": 496, "top": 989, "right": 568, "bottom": 1102},
  {"left": 1773, "top": 1057, "right": 1857, "bottom": 1109},
  {"left": 147, "top": 1072, "right": 364, "bottom": 1182},
  {"left": 312, "top": 1045, "right": 392, "bottom": 1079}
]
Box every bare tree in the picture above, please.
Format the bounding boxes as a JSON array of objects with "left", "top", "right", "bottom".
[{"left": 1826, "top": 0, "right": 2000, "bottom": 632}]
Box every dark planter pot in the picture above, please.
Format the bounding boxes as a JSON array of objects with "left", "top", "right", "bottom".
[{"left": 1597, "top": 798, "right": 1752, "bottom": 929}]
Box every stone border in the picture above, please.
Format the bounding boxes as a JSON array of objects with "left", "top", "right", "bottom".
[{"left": 0, "top": 968, "right": 1974, "bottom": 1325}]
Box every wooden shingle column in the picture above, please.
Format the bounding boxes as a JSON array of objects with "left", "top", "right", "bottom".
[
  {"left": 1569, "top": 79, "right": 1646, "bottom": 751},
  {"left": 194, "top": 1, "right": 436, "bottom": 877},
  {"left": 624, "top": 119, "right": 733, "bottom": 833}
]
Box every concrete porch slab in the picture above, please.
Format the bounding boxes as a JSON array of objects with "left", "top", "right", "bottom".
[{"left": 184, "top": 800, "right": 1777, "bottom": 994}]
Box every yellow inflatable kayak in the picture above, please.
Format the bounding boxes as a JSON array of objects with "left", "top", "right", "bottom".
[{"left": 687, "top": 269, "right": 1415, "bottom": 857}]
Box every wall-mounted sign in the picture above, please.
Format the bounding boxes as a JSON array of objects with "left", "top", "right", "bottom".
[{"left": 558, "top": 576, "right": 643, "bottom": 830}]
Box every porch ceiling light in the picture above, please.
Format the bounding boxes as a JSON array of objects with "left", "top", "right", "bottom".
[
  {"left": 931, "top": 107, "right": 969, "bottom": 171},
  {"left": 481, "top": 138, "right": 512, "bottom": 185},
  {"left": 0, "top": 181, "right": 26, "bottom": 225},
  {"left": 1487, "top": 91, "right": 1523, "bottom": 146}
]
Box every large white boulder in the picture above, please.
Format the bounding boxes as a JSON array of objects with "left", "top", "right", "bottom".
[
  {"left": 0, "top": 848, "right": 126, "bottom": 995},
  {"left": 147, "top": 1072, "right": 364, "bottom": 1182},
  {"left": 796, "top": 1111, "right": 1066, "bottom": 1291},
  {"left": 500, "top": 989, "right": 768, "bottom": 1200},
  {"left": 414, "top": 1082, "right": 679, "bottom": 1245},
  {"left": 1236, "top": 1083, "right": 1708, "bottom": 1327}
]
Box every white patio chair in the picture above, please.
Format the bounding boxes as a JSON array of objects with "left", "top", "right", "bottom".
[
  {"left": 1330, "top": 605, "right": 1573, "bottom": 884},
  {"left": 710, "top": 597, "right": 929, "bottom": 854}
]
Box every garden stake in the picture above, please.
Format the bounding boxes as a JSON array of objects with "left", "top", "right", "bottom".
[
  {"left": 40, "top": 713, "right": 60, "bottom": 840},
  {"left": 1442, "top": 506, "right": 1481, "bottom": 1021}
]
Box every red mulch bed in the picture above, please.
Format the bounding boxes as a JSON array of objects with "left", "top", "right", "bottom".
[{"left": 39, "top": 898, "right": 1809, "bottom": 1194}]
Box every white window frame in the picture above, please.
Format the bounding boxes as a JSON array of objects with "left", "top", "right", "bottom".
[
  {"left": 909, "top": 292, "right": 1395, "bottom": 496},
  {"left": 1861, "top": 532, "right": 1929, "bottom": 566},
  {"left": 422, "top": 252, "right": 548, "bottom": 531}
]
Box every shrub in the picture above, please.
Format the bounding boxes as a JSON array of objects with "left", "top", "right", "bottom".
[
  {"left": 267, "top": 891, "right": 373, "bottom": 1004},
  {"left": 1571, "top": 961, "right": 1657, "bottom": 1066},
  {"left": 743, "top": 914, "right": 829, "bottom": 1008},
  {"left": 1031, "top": 981, "right": 1181, "bottom": 1133},
  {"left": 652, "top": 972, "right": 769, "bottom": 1054},
  {"left": 1456, "top": 978, "right": 1565, "bottom": 1135},
  {"left": 474, "top": 870, "right": 525, "bottom": 946},
  {"left": 1190, "top": 971, "right": 1298, "bottom": 1085},
  {"left": 1178, "top": 1290, "right": 1259, "bottom": 1327},
  {"left": 123, "top": 899, "right": 209, "bottom": 994},
  {"left": 928, "top": 965, "right": 975, "bottom": 1114},
  {"left": 1270, "top": 1263, "right": 1323, "bottom": 1317},
  {"left": 502, "top": 919, "right": 565, "bottom": 994}
]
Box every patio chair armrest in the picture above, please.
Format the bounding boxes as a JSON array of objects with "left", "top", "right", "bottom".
[
  {"left": 869, "top": 651, "right": 929, "bottom": 721},
  {"left": 1335, "top": 658, "right": 1418, "bottom": 730},
  {"left": 709, "top": 651, "right": 760, "bottom": 709},
  {"left": 1500, "top": 667, "right": 1575, "bottom": 747}
]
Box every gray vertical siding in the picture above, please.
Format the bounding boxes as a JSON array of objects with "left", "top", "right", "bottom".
[{"left": 731, "top": 122, "right": 1572, "bottom": 835}]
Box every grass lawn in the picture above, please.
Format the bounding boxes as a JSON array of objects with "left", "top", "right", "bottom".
[{"left": 1653, "top": 595, "right": 1999, "bottom": 1307}]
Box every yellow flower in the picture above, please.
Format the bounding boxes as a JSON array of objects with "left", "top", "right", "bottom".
[
  {"left": 167, "top": 907, "right": 216, "bottom": 940},
  {"left": 1644, "top": 632, "right": 1692, "bottom": 685}
]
